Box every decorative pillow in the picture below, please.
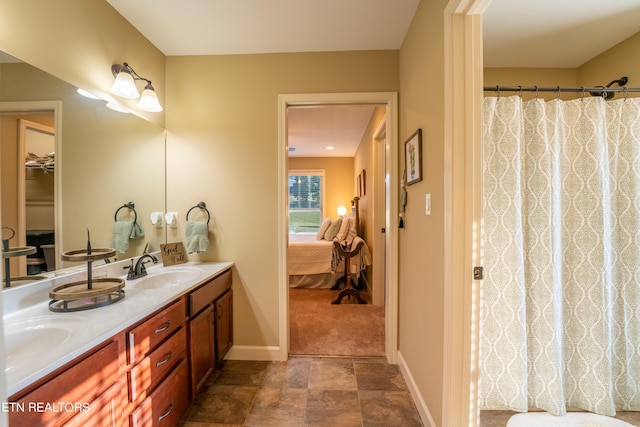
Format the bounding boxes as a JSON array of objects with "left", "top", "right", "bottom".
[
  {"left": 316, "top": 217, "right": 331, "bottom": 240},
  {"left": 323, "top": 217, "right": 342, "bottom": 240},
  {"left": 336, "top": 216, "right": 351, "bottom": 241}
]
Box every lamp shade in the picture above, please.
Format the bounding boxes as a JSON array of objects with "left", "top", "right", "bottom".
[
  {"left": 137, "top": 85, "right": 163, "bottom": 112},
  {"left": 337, "top": 205, "right": 348, "bottom": 216},
  {"left": 110, "top": 71, "right": 140, "bottom": 99}
]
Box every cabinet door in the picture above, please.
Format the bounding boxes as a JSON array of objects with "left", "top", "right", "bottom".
[
  {"left": 189, "top": 306, "right": 215, "bottom": 397},
  {"left": 214, "top": 289, "right": 233, "bottom": 367},
  {"left": 64, "top": 381, "right": 123, "bottom": 427}
]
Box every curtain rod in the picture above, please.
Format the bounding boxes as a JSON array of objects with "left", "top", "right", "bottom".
[
  {"left": 483, "top": 86, "right": 640, "bottom": 93},
  {"left": 483, "top": 77, "right": 640, "bottom": 99}
]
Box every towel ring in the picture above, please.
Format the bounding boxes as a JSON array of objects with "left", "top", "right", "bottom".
[
  {"left": 114, "top": 202, "right": 137, "bottom": 223},
  {"left": 186, "top": 201, "right": 210, "bottom": 224}
]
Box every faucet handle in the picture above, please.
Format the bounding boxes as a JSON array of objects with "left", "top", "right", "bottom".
[{"left": 125, "top": 259, "right": 135, "bottom": 279}]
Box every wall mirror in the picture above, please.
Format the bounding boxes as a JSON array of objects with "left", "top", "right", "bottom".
[{"left": 1, "top": 53, "right": 166, "bottom": 286}]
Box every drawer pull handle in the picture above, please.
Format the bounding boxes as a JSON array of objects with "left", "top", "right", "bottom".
[
  {"left": 156, "top": 351, "right": 173, "bottom": 367},
  {"left": 158, "top": 401, "right": 174, "bottom": 421},
  {"left": 155, "top": 320, "right": 172, "bottom": 334}
]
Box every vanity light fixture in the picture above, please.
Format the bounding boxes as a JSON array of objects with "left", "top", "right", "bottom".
[{"left": 110, "top": 62, "right": 163, "bottom": 112}]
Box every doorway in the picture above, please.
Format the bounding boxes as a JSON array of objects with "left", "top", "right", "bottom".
[
  {"left": 1, "top": 101, "right": 61, "bottom": 283},
  {"left": 277, "top": 92, "right": 399, "bottom": 362}
]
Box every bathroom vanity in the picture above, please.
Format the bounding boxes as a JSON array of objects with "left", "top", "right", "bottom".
[{"left": 3, "top": 258, "right": 233, "bottom": 426}]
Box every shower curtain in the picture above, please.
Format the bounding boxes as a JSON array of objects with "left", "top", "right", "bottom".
[{"left": 480, "top": 95, "right": 640, "bottom": 416}]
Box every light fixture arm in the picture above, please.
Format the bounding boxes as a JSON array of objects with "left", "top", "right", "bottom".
[{"left": 111, "top": 62, "right": 153, "bottom": 86}]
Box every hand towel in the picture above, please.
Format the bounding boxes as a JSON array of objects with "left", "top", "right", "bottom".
[
  {"left": 130, "top": 221, "right": 145, "bottom": 239},
  {"left": 186, "top": 220, "right": 209, "bottom": 254},
  {"left": 110, "top": 220, "right": 135, "bottom": 253}
]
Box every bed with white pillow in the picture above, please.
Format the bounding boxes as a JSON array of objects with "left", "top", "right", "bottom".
[{"left": 288, "top": 199, "right": 365, "bottom": 288}]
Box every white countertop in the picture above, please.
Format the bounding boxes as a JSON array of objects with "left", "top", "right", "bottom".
[{"left": 3, "top": 256, "right": 233, "bottom": 396}]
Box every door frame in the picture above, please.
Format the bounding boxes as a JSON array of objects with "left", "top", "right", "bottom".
[
  {"left": 277, "top": 92, "right": 399, "bottom": 363},
  {"left": 443, "top": 0, "right": 489, "bottom": 425}
]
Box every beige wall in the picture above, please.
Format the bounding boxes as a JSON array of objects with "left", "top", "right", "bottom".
[
  {"left": 288, "top": 157, "right": 354, "bottom": 222},
  {"left": 484, "top": 30, "right": 640, "bottom": 102},
  {"left": 0, "top": 0, "right": 165, "bottom": 126},
  {"left": 353, "top": 107, "right": 386, "bottom": 294},
  {"left": 165, "top": 51, "right": 399, "bottom": 349},
  {"left": 398, "top": 0, "right": 448, "bottom": 425},
  {"left": 579, "top": 31, "right": 640, "bottom": 98}
]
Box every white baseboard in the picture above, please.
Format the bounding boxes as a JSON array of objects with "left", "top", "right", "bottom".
[
  {"left": 397, "top": 350, "right": 437, "bottom": 427},
  {"left": 224, "top": 345, "right": 285, "bottom": 361}
]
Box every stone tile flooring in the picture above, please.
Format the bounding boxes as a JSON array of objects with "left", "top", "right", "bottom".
[{"left": 178, "top": 357, "right": 423, "bottom": 427}]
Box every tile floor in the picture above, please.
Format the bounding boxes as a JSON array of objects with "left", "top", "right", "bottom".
[{"left": 178, "top": 357, "right": 423, "bottom": 427}]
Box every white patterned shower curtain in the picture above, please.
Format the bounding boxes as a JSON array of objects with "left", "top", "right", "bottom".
[{"left": 480, "top": 95, "right": 640, "bottom": 416}]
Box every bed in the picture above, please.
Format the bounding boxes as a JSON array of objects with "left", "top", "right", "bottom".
[
  {"left": 288, "top": 233, "right": 342, "bottom": 288},
  {"left": 288, "top": 197, "right": 370, "bottom": 290}
]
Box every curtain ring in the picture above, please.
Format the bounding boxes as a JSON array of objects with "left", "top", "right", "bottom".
[
  {"left": 495, "top": 86, "right": 500, "bottom": 99},
  {"left": 534, "top": 86, "right": 539, "bottom": 99},
  {"left": 518, "top": 85, "right": 523, "bottom": 98},
  {"left": 556, "top": 86, "right": 561, "bottom": 99},
  {"left": 581, "top": 86, "right": 586, "bottom": 102},
  {"left": 623, "top": 86, "right": 629, "bottom": 101}
]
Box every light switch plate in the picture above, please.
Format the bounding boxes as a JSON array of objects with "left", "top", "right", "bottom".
[{"left": 425, "top": 194, "right": 431, "bottom": 215}]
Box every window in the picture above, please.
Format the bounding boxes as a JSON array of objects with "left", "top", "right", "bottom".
[{"left": 288, "top": 170, "right": 324, "bottom": 233}]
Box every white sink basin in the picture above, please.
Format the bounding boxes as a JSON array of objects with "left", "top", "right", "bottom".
[
  {"left": 133, "top": 267, "right": 203, "bottom": 290},
  {"left": 4, "top": 315, "right": 88, "bottom": 373}
]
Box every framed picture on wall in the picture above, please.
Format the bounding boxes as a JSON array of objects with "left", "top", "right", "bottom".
[{"left": 404, "top": 129, "right": 422, "bottom": 185}]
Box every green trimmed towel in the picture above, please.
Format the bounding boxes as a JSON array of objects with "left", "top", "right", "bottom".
[
  {"left": 186, "top": 220, "right": 209, "bottom": 254},
  {"left": 111, "top": 220, "right": 135, "bottom": 253}
]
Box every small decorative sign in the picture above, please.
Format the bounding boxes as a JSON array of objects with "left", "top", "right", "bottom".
[{"left": 160, "top": 242, "right": 187, "bottom": 266}]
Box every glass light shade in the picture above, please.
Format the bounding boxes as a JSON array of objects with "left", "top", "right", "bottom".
[
  {"left": 337, "top": 205, "right": 348, "bottom": 216},
  {"left": 110, "top": 71, "right": 140, "bottom": 99},
  {"left": 106, "top": 102, "right": 130, "bottom": 114},
  {"left": 137, "top": 87, "right": 163, "bottom": 112}
]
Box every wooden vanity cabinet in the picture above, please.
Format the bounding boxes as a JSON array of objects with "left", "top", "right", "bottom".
[
  {"left": 8, "top": 337, "right": 125, "bottom": 427},
  {"left": 188, "top": 268, "right": 232, "bottom": 398},
  {"left": 6, "top": 266, "right": 232, "bottom": 426}
]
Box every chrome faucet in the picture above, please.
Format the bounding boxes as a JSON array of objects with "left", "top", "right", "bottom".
[{"left": 127, "top": 253, "right": 158, "bottom": 280}]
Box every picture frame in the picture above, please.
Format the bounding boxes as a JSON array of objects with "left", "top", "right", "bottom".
[{"left": 404, "top": 129, "right": 422, "bottom": 185}]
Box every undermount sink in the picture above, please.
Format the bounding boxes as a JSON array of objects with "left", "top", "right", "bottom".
[
  {"left": 4, "top": 315, "right": 88, "bottom": 373},
  {"left": 133, "top": 267, "right": 203, "bottom": 290}
]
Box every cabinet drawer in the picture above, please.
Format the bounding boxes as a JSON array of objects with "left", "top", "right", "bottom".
[
  {"left": 128, "top": 327, "right": 187, "bottom": 402},
  {"left": 129, "top": 359, "right": 189, "bottom": 427},
  {"left": 10, "top": 340, "right": 120, "bottom": 427},
  {"left": 189, "top": 269, "right": 231, "bottom": 316},
  {"left": 128, "top": 299, "right": 186, "bottom": 365}
]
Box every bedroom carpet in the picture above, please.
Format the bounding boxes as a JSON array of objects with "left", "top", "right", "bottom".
[{"left": 289, "top": 288, "right": 385, "bottom": 357}]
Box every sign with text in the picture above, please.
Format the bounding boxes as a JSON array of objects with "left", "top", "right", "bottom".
[{"left": 160, "top": 242, "right": 187, "bottom": 266}]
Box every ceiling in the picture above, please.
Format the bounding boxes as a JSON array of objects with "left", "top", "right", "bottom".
[{"left": 107, "top": 0, "right": 640, "bottom": 156}]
